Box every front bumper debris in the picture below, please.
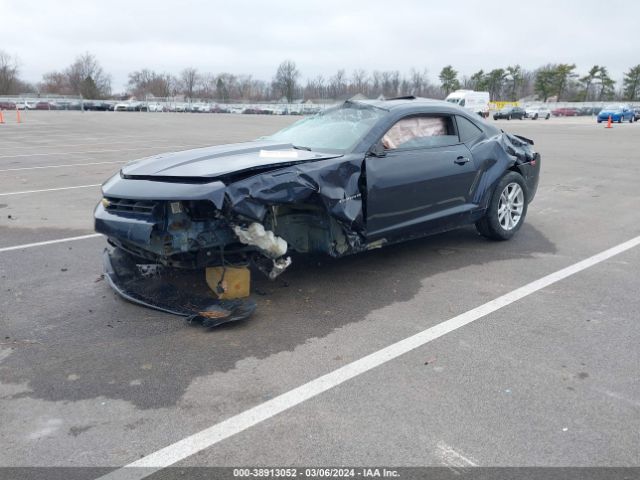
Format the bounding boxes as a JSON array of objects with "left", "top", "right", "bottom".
[{"left": 103, "top": 248, "right": 256, "bottom": 327}]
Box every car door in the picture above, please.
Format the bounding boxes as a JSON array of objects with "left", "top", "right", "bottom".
[{"left": 364, "top": 113, "right": 480, "bottom": 240}]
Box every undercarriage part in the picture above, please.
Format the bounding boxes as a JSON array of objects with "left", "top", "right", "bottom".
[
  {"left": 103, "top": 248, "right": 256, "bottom": 327},
  {"left": 251, "top": 254, "right": 292, "bottom": 280}
]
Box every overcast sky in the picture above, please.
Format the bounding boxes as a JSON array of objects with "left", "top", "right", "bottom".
[{"left": 1, "top": 0, "right": 637, "bottom": 92}]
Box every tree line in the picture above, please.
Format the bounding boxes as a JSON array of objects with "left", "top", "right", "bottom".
[{"left": 2, "top": 51, "right": 640, "bottom": 103}]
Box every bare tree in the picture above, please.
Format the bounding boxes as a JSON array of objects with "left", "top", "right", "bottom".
[
  {"left": 128, "top": 69, "right": 176, "bottom": 98},
  {"left": 66, "top": 52, "right": 111, "bottom": 98},
  {"left": 350, "top": 69, "right": 368, "bottom": 96},
  {"left": 410, "top": 68, "right": 429, "bottom": 96},
  {"left": 329, "top": 69, "right": 347, "bottom": 99},
  {"left": 40, "top": 71, "right": 69, "bottom": 94},
  {"left": 0, "top": 51, "right": 20, "bottom": 95},
  {"left": 181, "top": 67, "right": 199, "bottom": 100},
  {"left": 273, "top": 60, "right": 299, "bottom": 103}
]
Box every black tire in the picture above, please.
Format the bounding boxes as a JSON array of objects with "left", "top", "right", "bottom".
[
  {"left": 618, "top": 116, "right": 623, "bottom": 123},
  {"left": 533, "top": 114, "right": 538, "bottom": 120},
  {"left": 475, "top": 171, "right": 528, "bottom": 241},
  {"left": 629, "top": 116, "right": 634, "bottom": 123},
  {"left": 507, "top": 115, "right": 511, "bottom": 120},
  {"left": 545, "top": 114, "right": 550, "bottom": 120}
]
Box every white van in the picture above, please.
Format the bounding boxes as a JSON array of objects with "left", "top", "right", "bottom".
[{"left": 445, "top": 90, "right": 490, "bottom": 118}]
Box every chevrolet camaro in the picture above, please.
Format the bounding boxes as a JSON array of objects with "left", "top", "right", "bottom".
[{"left": 95, "top": 97, "right": 541, "bottom": 323}]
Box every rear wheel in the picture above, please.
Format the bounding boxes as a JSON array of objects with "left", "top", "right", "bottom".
[
  {"left": 533, "top": 114, "right": 539, "bottom": 120},
  {"left": 545, "top": 114, "right": 550, "bottom": 120},
  {"left": 476, "top": 172, "right": 528, "bottom": 241}
]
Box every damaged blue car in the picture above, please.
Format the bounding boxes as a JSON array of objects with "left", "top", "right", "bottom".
[{"left": 95, "top": 97, "right": 541, "bottom": 325}]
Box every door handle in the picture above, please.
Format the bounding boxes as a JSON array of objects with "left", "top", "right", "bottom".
[{"left": 454, "top": 156, "right": 470, "bottom": 165}]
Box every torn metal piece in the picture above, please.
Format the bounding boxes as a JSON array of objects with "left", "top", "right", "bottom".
[
  {"left": 233, "top": 223, "right": 288, "bottom": 258},
  {"left": 103, "top": 248, "right": 255, "bottom": 327}
]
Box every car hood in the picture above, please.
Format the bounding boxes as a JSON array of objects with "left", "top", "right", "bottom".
[{"left": 121, "top": 140, "right": 342, "bottom": 179}]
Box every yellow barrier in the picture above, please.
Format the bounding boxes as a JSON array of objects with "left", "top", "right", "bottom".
[{"left": 489, "top": 101, "right": 520, "bottom": 110}]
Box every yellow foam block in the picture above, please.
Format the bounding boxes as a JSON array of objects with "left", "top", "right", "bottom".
[{"left": 205, "top": 266, "right": 251, "bottom": 299}]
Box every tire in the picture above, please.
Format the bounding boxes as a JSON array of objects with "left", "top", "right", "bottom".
[
  {"left": 507, "top": 115, "right": 511, "bottom": 120},
  {"left": 618, "top": 116, "right": 623, "bottom": 123},
  {"left": 545, "top": 114, "right": 550, "bottom": 120},
  {"left": 629, "top": 116, "right": 634, "bottom": 123},
  {"left": 475, "top": 172, "right": 528, "bottom": 241},
  {"left": 533, "top": 114, "right": 538, "bottom": 120}
]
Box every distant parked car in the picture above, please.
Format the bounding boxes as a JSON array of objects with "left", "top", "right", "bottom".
[
  {"left": 551, "top": 107, "right": 578, "bottom": 117},
  {"left": 84, "top": 101, "right": 111, "bottom": 111},
  {"left": 633, "top": 107, "right": 640, "bottom": 122},
  {"left": 525, "top": 106, "right": 551, "bottom": 120},
  {"left": 148, "top": 103, "right": 165, "bottom": 112},
  {"left": 493, "top": 106, "right": 526, "bottom": 120},
  {"left": 597, "top": 104, "right": 635, "bottom": 123},
  {"left": 0, "top": 101, "right": 16, "bottom": 110},
  {"left": 114, "top": 103, "right": 129, "bottom": 111},
  {"left": 15, "top": 101, "right": 36, "bottom": 110},
  {"left": 36, "top": 101, "right": 58, "bottom": 110}
]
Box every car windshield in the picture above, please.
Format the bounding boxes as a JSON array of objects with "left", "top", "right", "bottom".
[
  {"left": 603, "top": 105, "right": 621, "bottom": 111},
  {"left": 445, "top": 98, "right": 461, "bottom": 104},
  {"left": 267, "top": 102, "right": 386, "bottom": 153}
]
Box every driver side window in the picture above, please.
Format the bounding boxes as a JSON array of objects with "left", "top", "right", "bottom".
[{"left": 382, "top": 115, "right": 458, "bottom": 150}]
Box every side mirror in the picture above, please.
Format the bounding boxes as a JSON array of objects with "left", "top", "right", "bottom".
[{"left": 368, "top": 140, "right": 386, "bottom": 158}]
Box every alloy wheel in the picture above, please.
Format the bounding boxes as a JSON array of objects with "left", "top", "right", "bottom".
[{"left": 498, "top": 182, "right": 524, "bottom": 230}]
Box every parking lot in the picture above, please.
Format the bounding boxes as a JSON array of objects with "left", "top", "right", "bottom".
[{"left": 1, "top": 112, "right": 639, "bottom": 475}]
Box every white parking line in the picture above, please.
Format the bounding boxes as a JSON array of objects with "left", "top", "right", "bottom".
[
  {"left": 0, "top": 139, "right": 201, "bottom": 151},
  {"left": 0, "top": 234, "right": 102, "bottom": 253},
  {"left": 0, "top": 144, "right": 205, "bottom": 159},
  {"left": 0, "top": 184, "right": 100, "bottom": 196},
  {"left": 98, "top": 234, "right": 640, "bottom": 480},
  {"left": 0, "top": 160, "right": 127, "bottom": 172}
]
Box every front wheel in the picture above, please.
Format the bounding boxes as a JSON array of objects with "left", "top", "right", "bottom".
[
  {"left": 476, "top": 172, "right": 528, "bottom": 241},
  {"left": 545, "top": 114, "right": 550, "bottom": 120},
  {"left": 618, "top": 116, "right": 623, "bottom": 123}
]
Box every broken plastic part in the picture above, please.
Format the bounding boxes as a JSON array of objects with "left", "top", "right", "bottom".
[
  {"left": 269, "top": 257, "right": 292, "bottom": 280},
  {"left": 205, "top": 266, "right": 251, "bottom": 299},
  {"left": 233, "top": 222, "right": 288, "bottom": 258},
  {"left": 103, "top": 248, "right": 256, "bottom": 327}
]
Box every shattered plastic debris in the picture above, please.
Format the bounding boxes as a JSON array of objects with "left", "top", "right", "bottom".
[
  {"left": 103, "top": 248, "right": 256, "bottom": 327},
  {"left": 268, "top": 257, "right": 292, "bottom": 280}
]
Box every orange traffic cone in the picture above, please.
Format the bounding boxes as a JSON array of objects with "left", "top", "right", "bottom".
[
  {"left": 16, "top": 107, "right": 21, "bottom": 124},
  {"left": 605, "top": 115, "right": 612, "bottom": 128},
  {"left": 0, "top": 110, "right": 4, "bottom": 124}
]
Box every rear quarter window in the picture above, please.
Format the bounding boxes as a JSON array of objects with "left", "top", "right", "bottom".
[{"left": 456, "top": 115, "right": 483, "bottom": 143}]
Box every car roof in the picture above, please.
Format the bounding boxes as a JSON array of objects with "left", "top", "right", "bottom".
[{"left": 350, "top": 96, "right": 455, "bottom": 111}]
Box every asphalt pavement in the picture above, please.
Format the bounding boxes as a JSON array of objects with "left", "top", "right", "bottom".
[{"left": 0, "top": 111, "right": 638, "bottom": 473}]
